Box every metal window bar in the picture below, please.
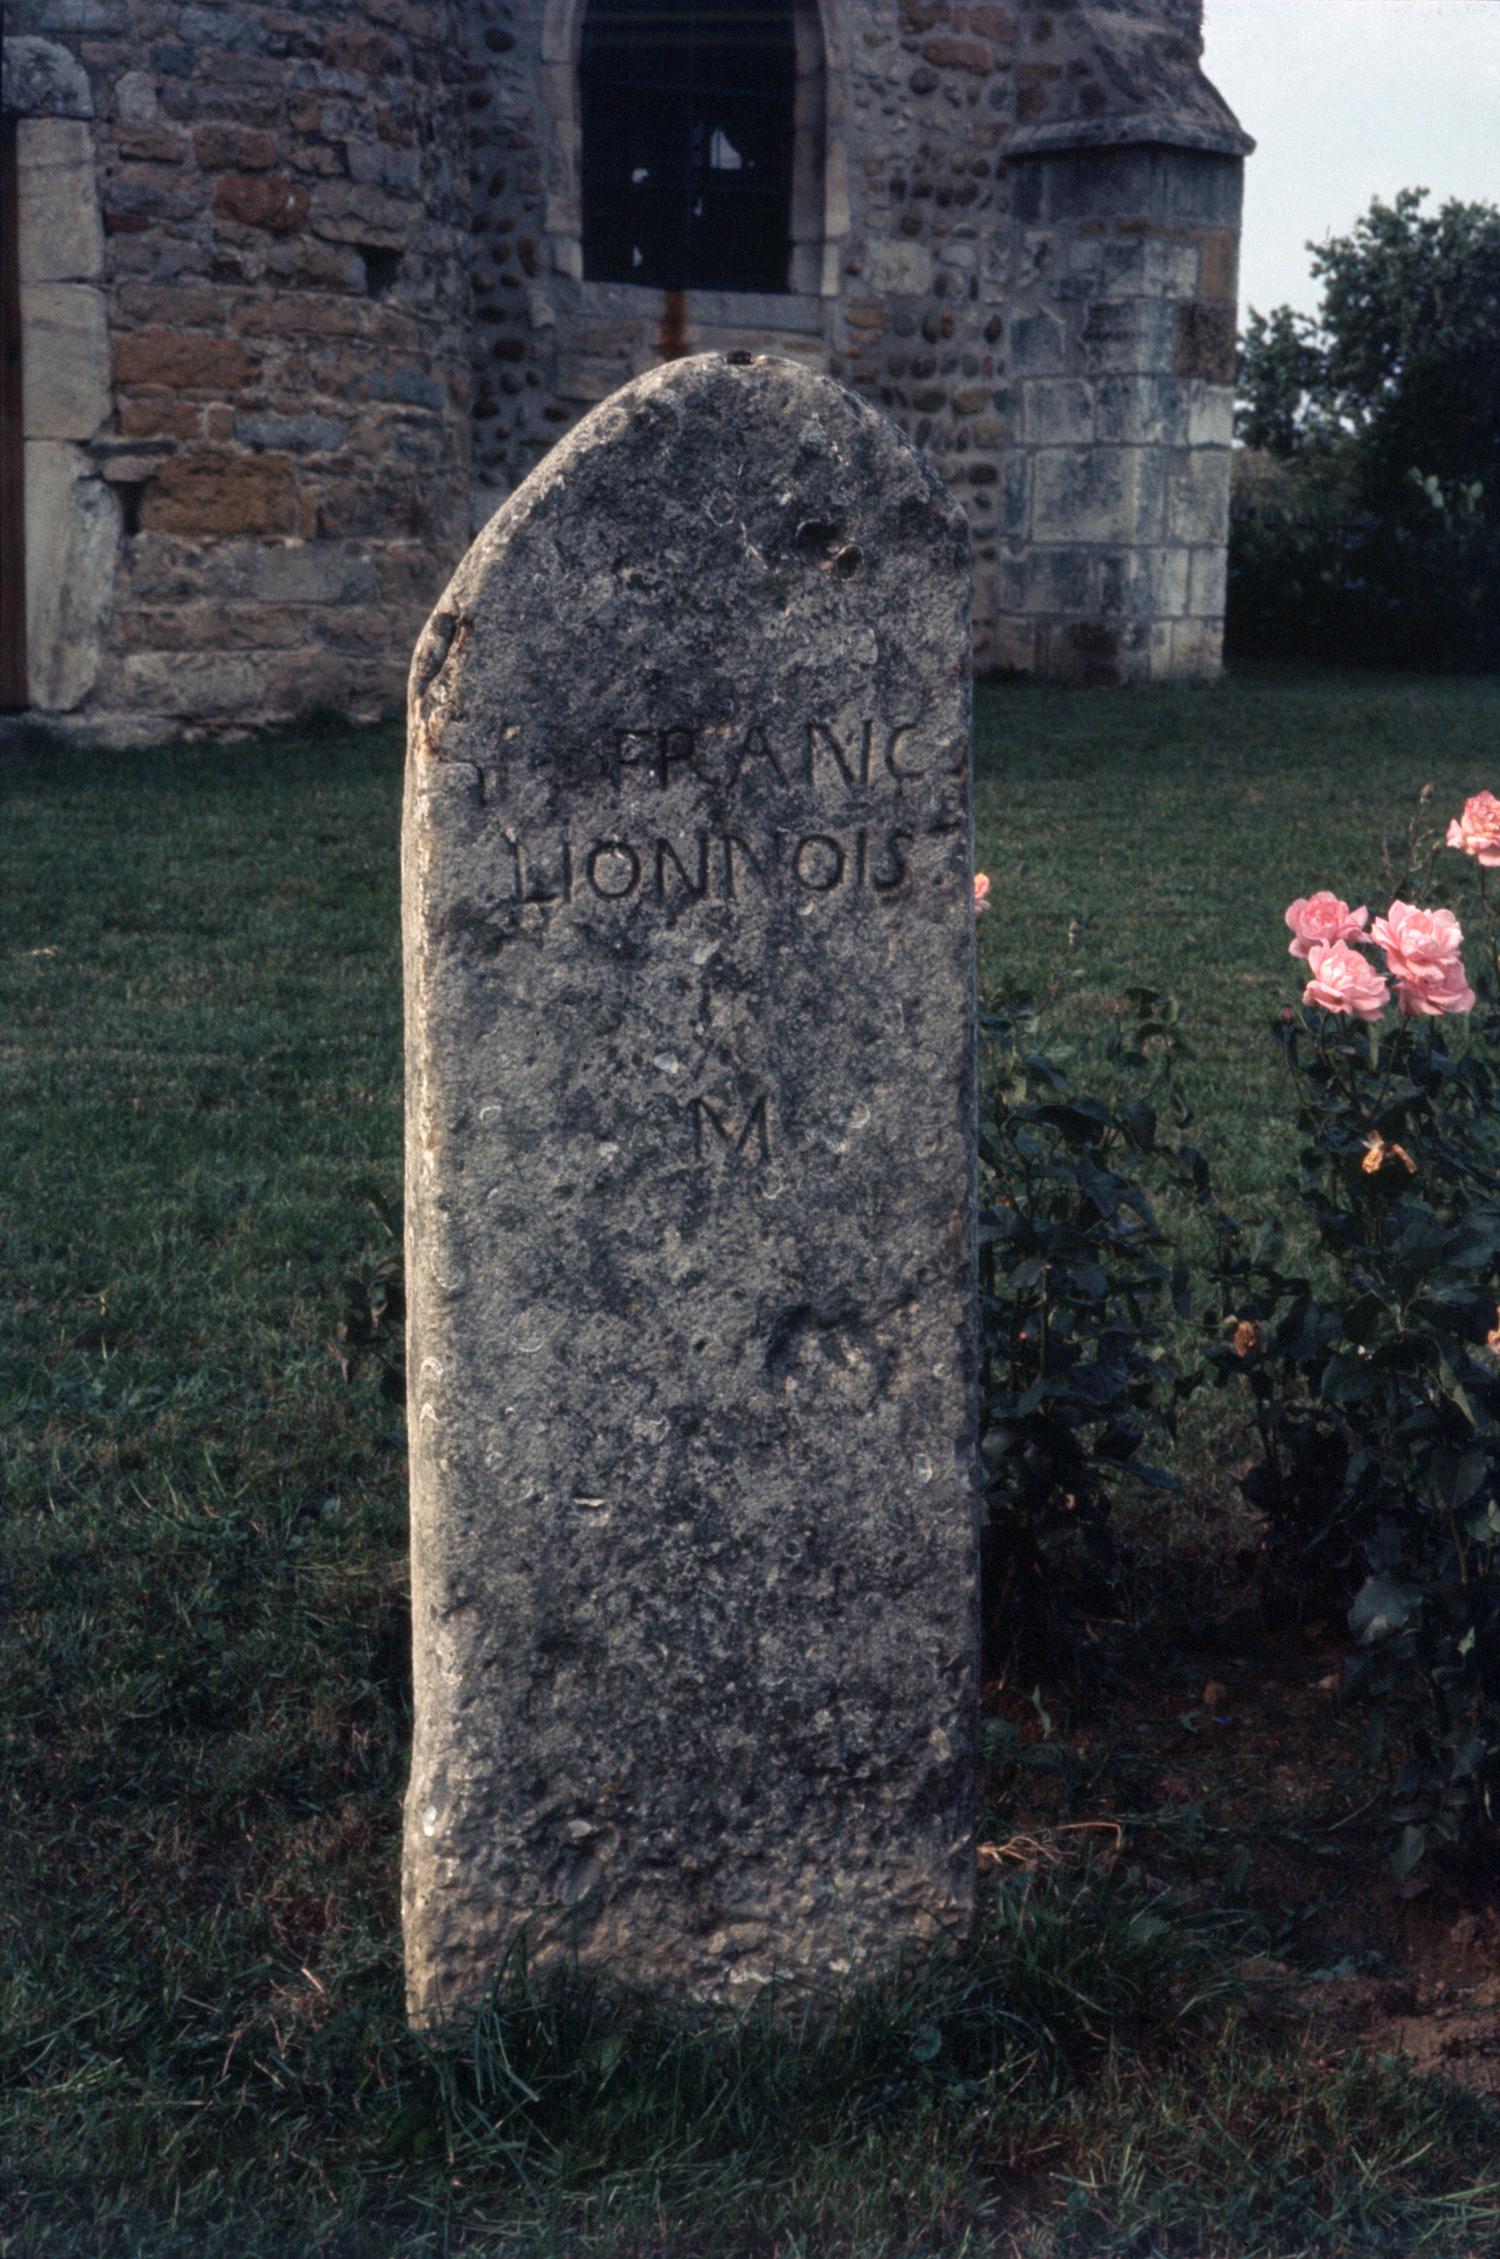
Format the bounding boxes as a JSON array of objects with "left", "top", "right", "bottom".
[{"left": 580, "top": 0, "right": 798, "bottom": 294}]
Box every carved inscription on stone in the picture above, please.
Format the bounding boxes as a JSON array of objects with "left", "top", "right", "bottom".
[
  {"left": 402, "top": 354, "right": 978, "bottom": 2024},
  {"left": 686, "top": 1091, "right": 772, "bottom": 1169},
  {"left": 491, "top": 817, "right": 917, "bottom": 911}
]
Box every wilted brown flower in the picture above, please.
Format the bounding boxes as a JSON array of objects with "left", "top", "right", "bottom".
[{"left": 1362, "top": 1134, "right": 1416, "bottom": 1176}]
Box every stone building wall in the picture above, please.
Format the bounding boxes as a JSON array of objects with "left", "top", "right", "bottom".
[
  {"left": 1, "top": 0, "right": 1249, "bottom": 740},
  {"left": 999, "top": 141, "right": 1241, "bottom": 681},
  {"left": 462, "top": 0, "right": 848, "bottom": 509},
  {"left": 460, "top": 0, "right": 1248, "bottom": 682},
  {"left": 4, "top": 0, "right": 472, "bottom": 742}
]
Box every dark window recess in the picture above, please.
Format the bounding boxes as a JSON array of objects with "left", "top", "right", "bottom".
[
  {"left": 580, "top": 0, "right": 797, "bottom": 294},
  {"left": 113, "top": 480, "right": 148, "bottom": 538},
  {"left": 359, "top": 243, "right": 403, "bottom": 297}
]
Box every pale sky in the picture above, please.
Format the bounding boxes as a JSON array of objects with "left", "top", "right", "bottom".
[{"left": 1200, "top": 0, "right": 1500, "bottom": 322}]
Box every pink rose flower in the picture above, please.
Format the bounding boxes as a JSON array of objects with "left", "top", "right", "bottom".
[
  {"left": 1371, "top": 897, "right": 1465, "bottom": 982},
  {"left": 973, "top": 872, "right": 991, "bottom": 914},
  {"left": 1446, "top": 791, "right": 1500, "bottom": 868},
  {"left": 1395, "top": 956, "right": 1476, "bottom": 1017},
  {"left": 1370, "top": 901, "right": 1475, "bottom": 1017},
  {"left": 1302, "top": 939, "right": 1390, "bottom": 1022},
  {"left": 1284, "top": 891, "right": 1369, "bottom": 961}
]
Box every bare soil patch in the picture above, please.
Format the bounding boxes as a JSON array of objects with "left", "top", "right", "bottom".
[{"left": 982, "top": 1592, "right": 1500, "bottom": 2098}]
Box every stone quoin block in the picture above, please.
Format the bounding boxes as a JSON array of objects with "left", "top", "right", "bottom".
[
  {"left": 1186, "top": 382, "right": 1235, "bottom": 450},
  {"left": 1020, "top": 377, "right": 1095, "bottom": 447},
  {"left": 23, "top": 440, "right": 118, "bottom": 710},
  {"left": 1188, "top": 541, "right": 1228, "bottom": 617},
  {"left": 1005, "top": 308, "right": 1069, "bottom": 378},
  {"left": 1000, "top": 454, "right": 1032, "bottom": 538},
  {"left": 401, "top": 353, "right": 979, "bottom": 2022},
  {"left": 1173, "top": 300, "right": 1236, "bottom": 384},
  {"left": 999, "top": 545, "right": 1092, "bottom": 616},
  {"left": 1098, "top": 234, "right": 1201, "bottom": 298},
  {"left": 1166, "top": 447, "right": 1232, "bottom": 545},
  {"left": 1078, "top": 299, "right": 1178, "bottom": 378},
  {"left": 19, "top": 281, "right": 110, "bottom": 439},
  {"left": 1169, "top": 615, "right": 1224, "bottom": 678},
  {"left": 1198, "top": 227, "right": 1238, "bottom": 302},
  {"left": 1119, "top": 544, "right": 1191, "bottom": 620},
  {"left": 1094, "top": 373, "right": 1190, "bottom": 449},
  {"left": 1033, "top": 444, "right": 1165, "bottom": 546},
  {"left": 1, "top": 34, "right": 94, "bottom": 119},
  {"left": 15, "top": 116, "right": 103, "bottom": 282}
]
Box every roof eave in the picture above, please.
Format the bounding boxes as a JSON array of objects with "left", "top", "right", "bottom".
[{"left": 1008, "top": 113, "right": 1255, "bottom": 160}]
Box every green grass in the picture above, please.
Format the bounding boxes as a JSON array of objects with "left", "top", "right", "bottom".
[
  {"left": 974, "top": 663, "right": 1500, "bottom": 1212},
  {"left": 3, "top": 669, "right": 1500, "bottom": 2257}
]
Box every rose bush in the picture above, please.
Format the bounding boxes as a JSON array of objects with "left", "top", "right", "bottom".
[
  {"left": 1205, "top": 794, "right": 1500, "bottom": 1882},
  {"left": 977, "top": 988, "right": 1203, "bottom": 1681}
]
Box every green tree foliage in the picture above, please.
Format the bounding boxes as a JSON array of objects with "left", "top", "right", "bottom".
[
  {"left": 1235, "top": 303, "right": 1324, "bottom": 460},
  {"left": 1236, "top": 188, "right": 1500, "bottom": 514},
  {"left": 1230, "top": 190, "right": 1500, "bottom": 671}
]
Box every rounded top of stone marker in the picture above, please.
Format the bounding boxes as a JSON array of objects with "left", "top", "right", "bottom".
[{"left": 410, "top": 354, "right": 970, "bottom": 768}]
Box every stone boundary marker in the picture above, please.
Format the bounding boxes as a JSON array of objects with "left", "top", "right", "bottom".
[{"left": 401, "top": 352, "right": 978, "bottom": 2024}]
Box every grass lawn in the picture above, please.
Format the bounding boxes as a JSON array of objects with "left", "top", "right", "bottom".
[
  {"left": 975, "top": 663, "right": 1500, "bottom": 1212},
  {"left": 3, "top": 666, "right": 1499, "bottom": 2258}
]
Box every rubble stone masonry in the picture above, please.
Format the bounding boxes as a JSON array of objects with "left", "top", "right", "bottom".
[
  {"left": 5, "top": 0, "right": 473, "bottom": 740},
  {"left": 2, "top": 0, "right": 1249, "bottom": 740}
]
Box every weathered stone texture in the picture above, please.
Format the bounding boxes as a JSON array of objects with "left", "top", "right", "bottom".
[
  {"left": 402, "top": 354, "right": 978, "bottom": 2019},
  {"left": 9, "top": 57, "right": 113, "bottom": 709},
  {"left": 1, "top": 31, "right": 93, "bottom": 117},
  {"left": 19, "top": 281, "right": 110, "bottom": 439},
  {"left": 24, "top": 440, "right": 119, "bottom": 710},
  {"left": 998, "top": 134, "right": 1244, "bottom": 682},
  {"left": 16, "top": 116, "right": 104, "bottom": 280}
]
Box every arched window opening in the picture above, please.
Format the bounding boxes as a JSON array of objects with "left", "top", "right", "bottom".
[{"left": 580, "top": 0, "right": 799, "bottom": 294}]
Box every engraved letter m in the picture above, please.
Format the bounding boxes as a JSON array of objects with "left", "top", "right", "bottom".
[{"left": 688, "top": 1093, "right": 771, "bottom": 1164}]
